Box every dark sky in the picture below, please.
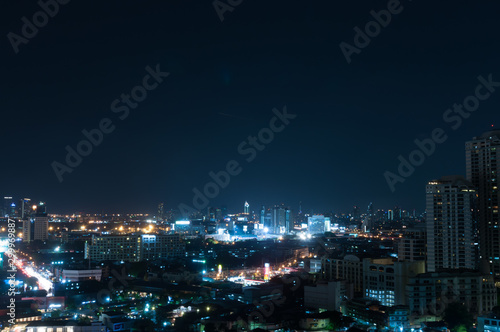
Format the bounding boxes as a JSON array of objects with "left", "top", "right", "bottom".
[{"left": 1, "top": 0, "right": 499, "bottom": 214}]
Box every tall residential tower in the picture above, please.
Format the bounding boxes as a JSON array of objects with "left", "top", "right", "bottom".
[
  {"left": 466, "top": 131, "right": 500, "bottom": 276},
  {"left": 426, "top": 176, "right": 477, "bottom": 272}
]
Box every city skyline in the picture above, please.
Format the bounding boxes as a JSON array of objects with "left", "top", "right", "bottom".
[
  {"left": 0, "top": 195, "right": 424, "bottom": 217},
  {"left": 1, "top": 128, "right": 494, "bottom": 216}
]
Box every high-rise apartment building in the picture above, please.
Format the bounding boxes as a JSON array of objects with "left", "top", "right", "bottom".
[
  {"left": 398, "top": 225, "right": 426, "bottom": 262},
  {"left": 34, "top": 202, "right": 49, "bottom": 242},
  {"left": 22, "top": 219, "right": 31, "bottom": 243},
  {"left": 466, "top": 131, "right": 500, "bottom": 277},
  {"left": 426, "top": 176, "right": 477, "bottom": 272}
]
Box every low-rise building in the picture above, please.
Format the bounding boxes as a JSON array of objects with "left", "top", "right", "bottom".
[
  {"left": 387, "top": 305, "right": 410, "bottom": 331},
  {"left": 363, "top": 258, "right": 425, "bottom": 307},
  {"left": 298, "top": 312, "right": 332, "bottom": 331},
  {"left": 62, "top": 269, "right": 102, "bottom": 282},
  {"left": 99, "top": 311, "right": 133, "bottom": 332},
  {"left": 26, "top": 321, "right": 106, "bottom": 332},
  {"left": 242, "top": 283, "right": 283, "bottom": 304},
  {"left": 478, "top": 313, "right": 500, "bottom": 332},
  {"left": 341, "top": 298, "right": 387, "bottom": 328},
  {"left": 322, "top": 254, "right": 363, "bottom": 294},
  {"left": 304, "top": 280, "right": 353, "bottom": 311},
  {"left": 407, "top": 271, "right": 497, "bottom": 318},
  {"left": 308, "top": 258, "right": 322, "bottom": 273}
]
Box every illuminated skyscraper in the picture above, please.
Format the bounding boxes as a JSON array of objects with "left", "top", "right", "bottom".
[
  {"left": 3, "top": 197, "right": 13, "bottom": 217},
  {"left": 207, "top": 207, "right": 216, "bottom": 222},
  {"left": 34, "top": 202, "right": 48, "bottom": 242},
  {"left": 426, "top": 176, "right": 477, "bottom": 272},
  {"left": 260, "top": 205, "right": 265, "bottom": 225},
  {"left": 19, "top": 198, "right": 31, "bottom": 219},
  {"left": 215, "top": 208, "right": 223, "bottom": 221},
  {"left": 466, "top": 131, "right": 500, "bottom": 276},
  {"left": 363, "top": 202, "right": 374, "bottom": 232},
  {"left": 244, "top": 201, "right": 250, "bottom": 214},
  {"left": 308, "top": 215, "right": 331, "bottom": 235},
  {"left": 271, "top": 204, "right": 291, "bottom": 234},
  {"left": 352, "top": 206, "right": 360, "bottom": 220},
  {"left": 157, "top": 202, "right": 164, "bottom": 221},
  {"left": 22, "top": 219, "right": 32, "bottom": 243}
]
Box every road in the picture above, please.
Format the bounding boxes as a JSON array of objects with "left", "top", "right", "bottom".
[{"left": 13, "top": 255, "right": 53, "bottom": 295}]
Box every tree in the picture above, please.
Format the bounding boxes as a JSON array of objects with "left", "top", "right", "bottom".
[
  {"left": 50, "top": 310, "right": 61, "bottom": 318},
  {"left": 203, "top": 322, "right": 220, "bottom": 332},
  {"left": 492, "top": 305, "right": 500, "bottom": 316},
  {"left": 133, "top": 319, "right": 156, "bottom": 332},
  {"left": 78, "top": 316, "right": 91, "bottom": 325},
  {"left": 325, "top": 311, "right": 343, "bottom": 330},
  {"left": 443, "top": 302, "right": 473, "bottom": 331},
  {"left": 26, "top": 277, "right": 38, "bottom": 289},
  {"left": 129, "top": 261, "right": 148, "bottom": 278},
  {"left": 65, "top": 296, "right": 78, "bottom": 311}
]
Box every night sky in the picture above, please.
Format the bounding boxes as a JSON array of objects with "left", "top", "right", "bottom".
[{"left": 1, "top": 0, "right": 499, "bottom": 214}]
